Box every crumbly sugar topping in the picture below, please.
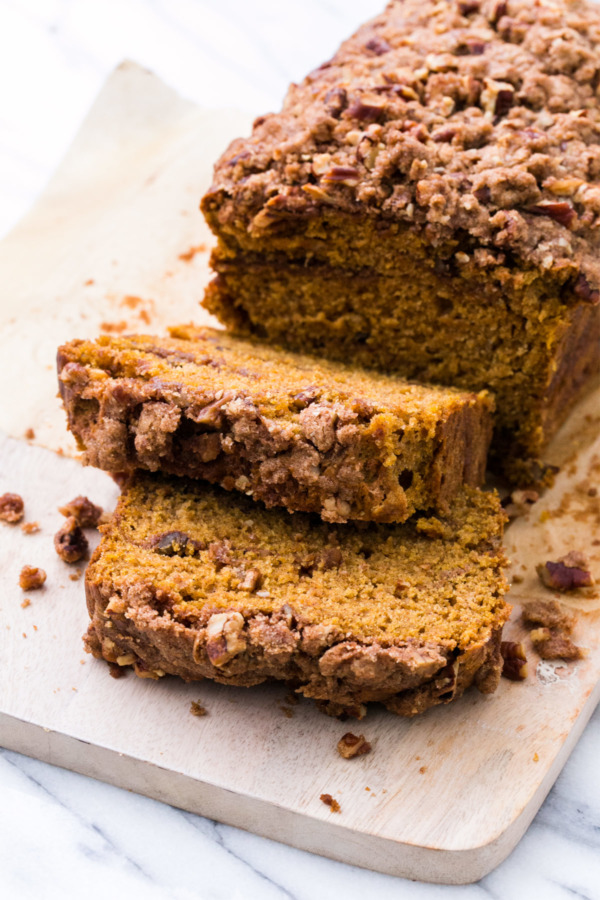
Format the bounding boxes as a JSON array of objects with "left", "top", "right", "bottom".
[{"left": 207, "top": 0, "right": 600, "bottom": 293}]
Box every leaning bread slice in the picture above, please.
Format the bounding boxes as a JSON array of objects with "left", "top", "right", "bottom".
[
  {"left": 85, "top": 474, "right": 510, "bottom": 716},
  {"left": 58, "top": 325, "right": 493, "bottom": 524}
]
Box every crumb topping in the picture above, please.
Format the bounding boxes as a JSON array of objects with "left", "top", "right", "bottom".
[{"left": 206, "top": 0, "right": 600, "bottom": 292}]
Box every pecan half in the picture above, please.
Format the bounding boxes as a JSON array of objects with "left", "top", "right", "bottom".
[
  {"left": 536, "top": 552, "right": 594, "bottom": 591},
  {"left": 19, "top": 565, "right": 46, "bottom": 591},
  {"left": 500, "top": 641, "right": 528, "bottom": 680},
  {"left": 58, "top": 495, "right": 103, "bottom": 528},
  {"left": 337, "top": 732, "right": 372, "bottom": 759},
  {"left": 0, "top": 492, "right": 24, "bottom": 523},
  {"left": 54, "top": 516, "right": 88, "bottom": 563}
]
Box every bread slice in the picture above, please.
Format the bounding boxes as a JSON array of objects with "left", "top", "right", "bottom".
[
  {"left": 85, "top": 474, "right": 510, "bottom": 716},
  {"left": 58, "top": 326, "right": 493, "bottom": 524}
]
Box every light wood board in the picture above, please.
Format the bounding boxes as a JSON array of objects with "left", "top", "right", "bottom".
[{"left": 1, "top": 61, "right": 600, "bottom": 885}]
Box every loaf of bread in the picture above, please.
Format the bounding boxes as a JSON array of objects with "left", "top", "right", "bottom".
[
  {"left": 85, "top": 474, "right": 510, "bottom": 716},
  {"left": 202, "top": 0, "right": 600, "bottom": 480}
]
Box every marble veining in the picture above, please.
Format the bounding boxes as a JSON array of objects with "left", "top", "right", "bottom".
[{"left": 1, "top": 1, "right": 599, "bottom": 898}]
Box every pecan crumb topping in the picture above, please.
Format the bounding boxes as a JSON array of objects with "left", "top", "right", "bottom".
[
  {"left": 337, "top": 732, "right": 372, "bottom": 759},
  {"left": 0, "top": 492, "right": 24, "bottom": 523},
  {"left": 54, "top": 516, "right": 89, "bottom": 563},
  {"left": 19, "top": 566, "right": 46, "bottom": 591},
  {"left": 21, "top": 521, "right": 40, "bottom": 535},
  {"left": 530, "top": 627, "right": 584, "bottom": 661},
  {"left": 58, "top": 495, "right": 104, "bottom": 528}
]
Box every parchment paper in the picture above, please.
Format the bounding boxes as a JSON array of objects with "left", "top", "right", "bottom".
[{"left": 0, "top": 60, "right": 252, "bottom": 454}]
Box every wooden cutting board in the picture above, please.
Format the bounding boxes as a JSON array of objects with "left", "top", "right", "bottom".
[{"left": 1, "top": 62, "right": 599, "bottom": 885}]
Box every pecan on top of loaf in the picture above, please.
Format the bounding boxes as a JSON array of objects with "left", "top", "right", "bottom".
[{"left": 204, "top": 0, "right": 600, "bottom": 294}]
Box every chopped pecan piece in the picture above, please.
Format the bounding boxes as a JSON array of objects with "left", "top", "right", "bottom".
[
  {"left": 324, "top": 87, "right": 347, "bottom": 117},
  {"left": 536, "top": 552, "right": 594, "bottom": 592},
  {"left": 573, "top": 273, "right": 600, "bottom": 305},
  {"left": 208, "top": 539, "right": 233, "bottom": 569},
  {"left": 58, "top": 495, "right": 103, "bottom": 528},
  {"left": 320, "top": 793, "right": 341, "bottom": 813},
  {"left": 206, "top": 611, "right": 246, "bottom": 667},
  {"left": 527, "top": 201, "right": 576, "bottom": 229},
  {"left": 322, "top": 165, "right": 361, "bottom": 186},
  {"left": 364, "top": 36, "right": 391, "bottom": 55},
  {"left": 151, "top": 531, "right": 203, "bottom": 557},
  {"left": 337, "top": 732, "right": 372, "bottom": 759},
  {"left": 458, "top": 0, "right": 480, "bottom": 13},
  {"left": 346, "top": 94, "right": 386, "bottom": 123},
  {"left": 530, "top": 628, "right": 584, "bottom": 661},
  {"left": 237, "top": 567, "right": 262, "bottom": 592},
  {"left": 500, "top": 641, "right": 528, "bottom": 680},
  {"left": 0, "top": 492, "right": 24, "bottom": 523},
  {"left": 321, "top": 547, "right": 343, "bottom": 570},
  {"left": 54, "top": 516, "right": 88, "bottom": 563},
  {"left": 19, "top": 566, "right": 47, "bottom": 591}
]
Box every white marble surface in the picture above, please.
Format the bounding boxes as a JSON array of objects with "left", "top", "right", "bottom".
[{"left": 0, "top": 1, "right": 599, "bottom": 898}]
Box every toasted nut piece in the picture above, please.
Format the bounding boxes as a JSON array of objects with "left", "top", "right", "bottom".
[
  {"left": 205, "top": 611, "right": 247, "bottom": 667},
  {"left": 501, "top": 641, "right": 528, "bottom": 680},
  {"left": 19, "top": 566, "right": 46, "bottom": 591},
  {"left": 337, "top": 732, "right": 372, "bottom": 759},
  {"left": 151, "top": 530, "right": 203, "bottom": 557},
  {"left": 237, "top": 567, "right": 262, "bottom": 592},
  {"left": 0, "top": 492, "right": 24, "bottom": 523},
  {"left": 58, "top": 495, "right": 103, "bottom": 528},
  {"left": 54, "top": 516, "right": 89, "bottom": 563},
  {"left": 536, "top": 552, "right": 594, "bottom": 591}
]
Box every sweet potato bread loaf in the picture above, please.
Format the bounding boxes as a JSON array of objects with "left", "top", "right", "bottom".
[
  {"left": 58, "top": 326, "right": 493, "bottom": 523},
  {"left": 84, "top": 474, "right": 510, "bottom": 716},
  {"left": 202, "top": 0, "right": 600, "bottom": 479}
]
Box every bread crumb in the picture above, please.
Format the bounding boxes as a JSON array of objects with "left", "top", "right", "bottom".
[
  {"left": 419, "top": 766, "right": 427, "bottom": 774},
  {"left": 21, "top": 598, "right": 31, "bottom": 609},
  {"left": 190, "top": 700, "right": 208, "bottom": 717},
  {"left": 337, "top": 732, "right": 372, "bottom": 759},
  {"left": 69, "top": 571, "right": 82, "bottom": 581},
  {"left": 24, "top": 428, "right": 35, "bottom": 440},
  {"left": 100, "top": 321, "right": 128, "bottom": 333},
  {"left": 21, "top": 522, "right": 40, "bottom": 535},
  {"left": 59, "top": 495, "right": 103, "bottom": 528},
  {"left": 320, "top": 793, "right": 341, "bottom": 813},
  {"left": 178, "top": 243, "right": 207, "bottom": 261},
  {"left": 533, "top": 752, "right": 539, "bottom": 762}
]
